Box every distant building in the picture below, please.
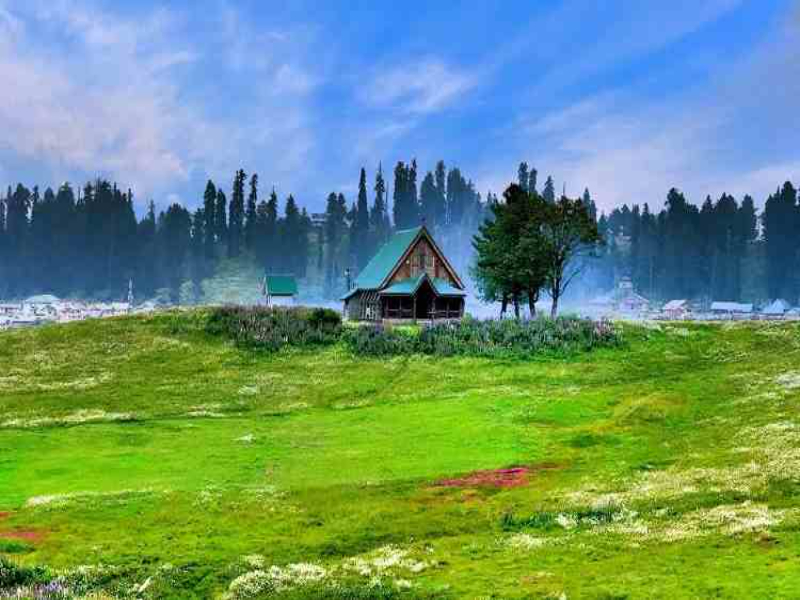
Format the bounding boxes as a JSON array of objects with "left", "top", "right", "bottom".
[
  {"left": 762, "top": 299, "right": 791, "bottom": 316},
  {"left": 263, "top": 274, "right": 298, "bottom": 307},
  {"left": 0, "top": 303, "right": 21, "bottom": 316},
  {"left": 614, "top": 277, "right": 649, "bottom": 313},
  {"left": 711, "top": 301, "right": 753, "bottom": 315},
  {"left": 663, "top": 299, "right": 690, "bottom": 319},
  {"left": 342, "top": 225, "right": 466, "bottom": 322}
]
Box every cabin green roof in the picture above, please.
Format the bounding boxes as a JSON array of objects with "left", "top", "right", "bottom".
[
  {"left": 379, "top": 275, "right": 467, "bottom": 298},
  {"left": 379, "top": 274, "right": 425, "bottom": 296},
  {"left": 264, "top": 275, "right": 298, "bottom": 296},
  {"left": 353, "top": 227, "right": 422, "bottom": 290},
  {"left": 432, "top": 278, "right": 467, "bottom": 297}
]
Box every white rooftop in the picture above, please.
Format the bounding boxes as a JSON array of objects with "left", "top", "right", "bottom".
[
  {"left": 663, "top": 300, "right": 688, "bottom": 311},
  {"left": 711, "top": 301, "right": 753, "bottom": 313}
]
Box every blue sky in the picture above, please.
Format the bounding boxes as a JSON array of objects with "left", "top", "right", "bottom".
[{"left": 0, "top": 0, "right": 798, "bottom": 215}]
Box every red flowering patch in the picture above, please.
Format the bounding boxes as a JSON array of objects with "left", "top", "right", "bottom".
[
  {"left": 0, "top": 530, "right": 45, "bottom": 542},
  {"left": 435, "top": 464, "right": 560, "bottom": 488}
]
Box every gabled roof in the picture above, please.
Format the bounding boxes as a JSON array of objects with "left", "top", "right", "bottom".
[
  {"left": 379, "top": 274, "right": 425, "bottom": 296},
  {"left": 349, "top": 225, "right": 464, "bottom": 295},
  {"left": 763, "top": 299, "right": 790, "bottom": 315},
  {"left": 353, "top": 227, "right": 422, "bottom": 290},
  {"left": 378, "top": 274, "right": 467, "bottom": 298},
  {"left": 265, "top": 274, "right": 298, "bottom": 297}
]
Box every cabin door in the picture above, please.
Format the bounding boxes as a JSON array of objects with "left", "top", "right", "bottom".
[{"left": 415, "top": 281, "right": 436, "bottom": 319}]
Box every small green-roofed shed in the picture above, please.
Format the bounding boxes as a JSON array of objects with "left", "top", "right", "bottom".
[{"left": 264, "top": 275, "right": 298, "bottom": 297}]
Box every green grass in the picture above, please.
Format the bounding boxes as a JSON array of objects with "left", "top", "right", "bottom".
[{"left": 1, "top": 314, "right": 800, "bottom": 598}]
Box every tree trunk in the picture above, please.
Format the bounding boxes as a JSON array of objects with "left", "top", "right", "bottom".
[
  {"left": 501, "top": 294, "right": 508, "bottom": 317},
  {"left": 528, "top": 290, "right": 537, "bottom": 318},
  {"left": 513, "top": 295, "right": 520, "bottom": 319},
  {"left": 550, "top": 291, "right": 559, "bottom": 318}
]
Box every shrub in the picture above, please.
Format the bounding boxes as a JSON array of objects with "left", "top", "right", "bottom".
[
  {"left": 344, "top": 316, "right": 620, "bottom": 359},
  {"left": 0, "top": 557, "right": 50, "bottom": 589},
  {"left": 206, "top": 306, "right": 343, "bottom": 351}
]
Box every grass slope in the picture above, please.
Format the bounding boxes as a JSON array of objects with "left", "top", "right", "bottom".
[{"left": 1, "top": 314, "right": 799, "bottom": 598}]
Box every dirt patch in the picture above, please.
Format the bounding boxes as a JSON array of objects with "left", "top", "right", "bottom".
[
  {"left": 0, "top": 530, "right": 45, "bottom": 542},
  {"left": 435, "top": 463, "right": 560, "bottom": 488},
  {"left": 0, "top": 512, "right": 11, "bottom": 520}
]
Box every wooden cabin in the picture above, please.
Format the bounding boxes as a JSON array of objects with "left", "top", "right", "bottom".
[{"left": 341, "top": 226, "right": 466, "bottom": 322}]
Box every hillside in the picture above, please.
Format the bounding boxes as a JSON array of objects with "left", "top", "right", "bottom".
[{"left": 1, "top": 314, "right": 799, "bottom": 598}]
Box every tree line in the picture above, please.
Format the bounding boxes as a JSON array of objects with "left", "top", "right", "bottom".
[
  {"left": 2, "top": 158, "right": 796, "bottom": 307},
  {"left": 591, "top": 181, "right": 799, "bottom": 304},
  {"left": 0, "top": 159, "right": 488, "bottom": 302},
  {"left": 0, "top": 174, "right": 313, "bottom": 302}
]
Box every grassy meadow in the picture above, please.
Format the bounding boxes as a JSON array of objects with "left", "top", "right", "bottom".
[{"left": 1, "top": 312, "right": 799, "bottom": 598}]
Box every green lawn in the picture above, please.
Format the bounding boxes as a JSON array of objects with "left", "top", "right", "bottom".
[{"left": 1, "top": 313, "right": 799, "bottom": 599}]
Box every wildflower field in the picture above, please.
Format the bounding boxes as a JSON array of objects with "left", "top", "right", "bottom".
[{"left": 1, "top": 312, "right": 799, "bottom": 598}]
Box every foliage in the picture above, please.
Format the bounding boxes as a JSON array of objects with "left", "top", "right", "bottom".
[
  {"left": 0, "top": 557, "right": 50, "bottom": 589},
  {"left": 206, "top": 306, "right": 342, "bottom": 351},
  {"left": 344, "top": 315, "right": 619, "bottom": 358},
  {"left": 473, "top": 183, "right": 600, "bottom": 317}
]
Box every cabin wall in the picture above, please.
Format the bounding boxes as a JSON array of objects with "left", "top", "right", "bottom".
[
  {"left": 344, "top": 291, "right": 381, "bottom": 321},
  {"left": 389, "top": 238, "right": 455, "bottom": 285}
]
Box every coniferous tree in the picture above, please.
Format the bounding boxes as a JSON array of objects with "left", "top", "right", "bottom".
[
  {"left": 244, "top": 173, "right": 258, "bottom": 253},
  {"left": 354, "top": 168, "right": 371, "bottom": 270},
  {"left": 263, "top": 188, "right": 279, "bottom": 269},
  {"left": 392, "top": 161, "right": 409, "bottom": 228},
  {"left": 202, "top": 181, "right": 217, "bottom": 261},
  {"left": 434, "top": 160, "right": 447, "bottom": 226},
  {"left": 228, "top": 169, "right": 246, "bottom": 258},
  {"left": 518, "top": 162, "right": 530, "bottom": 192},
  {"left": 281, "top": 195, "right": 302, "bottom": 275},
  {"left": 215, "top": 190, "right": 228, "bottom": 253},
  {"left": 324, "top": 191, "right": 348, "bottom": 295},
  {"left": 420, "top": 171, "right": 438, "bottom": 228},
  {"left": 763, "top": 182, "right": 798, "bottom": 301},
  {"left": 542, "top": 176, "right": 556, "bottom": 203},
  {"left": 370, "top": 164, "right": 391, "bottom": 249}
]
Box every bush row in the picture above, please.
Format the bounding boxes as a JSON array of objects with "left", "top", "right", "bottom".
[
  {"left": 205, "top": 306, "right": 620, "bottom": 358},
  {"left": 206, "top": 306, "right": 343, "bottom": 351},
  {"left": 343, "top": 316, "right": 620, "bottom": 358}
]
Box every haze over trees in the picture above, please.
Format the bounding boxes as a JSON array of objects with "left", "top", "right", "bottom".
[{"left": 0, "top": 161, "right": 797, "bottom": 308}]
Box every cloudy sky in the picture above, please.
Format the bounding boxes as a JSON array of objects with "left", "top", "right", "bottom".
[{"left": 0, "top": 0, "right": 797, "bottom": 215}]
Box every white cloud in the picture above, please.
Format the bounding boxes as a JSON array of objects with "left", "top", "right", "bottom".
[
  {"left": 477, "top": 6, "right": 800, "bottom": 213},
  {"left": 0, "top": 2, "right": 207, "bottom": 200},
  {"left": 364, "top": 59, "right": 478, "bottom": 115},
  {"left": 0, "top": 1, "right": 325, "bottom": 209}
]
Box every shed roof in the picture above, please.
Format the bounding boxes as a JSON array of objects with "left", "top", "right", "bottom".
[
  {"left": 432, "top": 278, "right": 467, "bottom": 297},
  {"left": 265, "top": 275, "right": 298, "bottom": 297},
  {"left": 25, "top": 294, "right": 60, "bottom": 304},
  {"left": 663, "top": 299, "right": 688, "bottom": 310},
  {"left": 711, "top": 301, "right": 753, "bottom": 313}
]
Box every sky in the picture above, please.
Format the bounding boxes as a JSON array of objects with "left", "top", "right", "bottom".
[{"left": 0, "top": 0, "right": 798, "bottom": 216}]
